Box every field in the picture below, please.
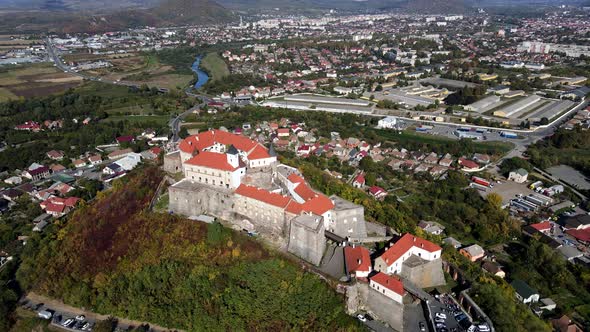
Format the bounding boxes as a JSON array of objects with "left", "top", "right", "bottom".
[
  {"left": 0, "top": 63, "right": 83, "bottom": 100},
  {"left": 200, "top": 52, "right": 230, "bottom": 82},
  {"left": 70, "top": 52, "right": 194, "bottom": 90}
]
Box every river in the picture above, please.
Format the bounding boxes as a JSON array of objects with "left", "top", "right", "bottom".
[{"left": 191, "top": 55, "right": 209, "bottom": 89}]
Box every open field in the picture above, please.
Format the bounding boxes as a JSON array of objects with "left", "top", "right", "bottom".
[
  {"left": 0, "top": 63, "right": 83, "bottom": 99},
  {"left": 201, "top": 52, "right": 229, "bottom": 82},
  {"left": 0, "top": 87, "right": 16, "bottom": 101}
]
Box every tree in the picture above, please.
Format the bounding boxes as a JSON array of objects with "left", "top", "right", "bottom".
[
  {"left": 486, "top": 193, "right": 503, "bottom": 209},
  {"left": 93, "top": 317, "right": 117, "bottom": 332}
]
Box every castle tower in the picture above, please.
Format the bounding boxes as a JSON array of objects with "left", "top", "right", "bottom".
[{"left": 227, "top": 145, "right": 239, "bottom": 168}]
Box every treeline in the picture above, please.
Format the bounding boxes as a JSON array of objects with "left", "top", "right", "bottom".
[
  {"left": 527, "top": 127, "right": 590, "bottom": 176},
  {"left": 14, "top": 166, "right": 361, "bottom": 331}
]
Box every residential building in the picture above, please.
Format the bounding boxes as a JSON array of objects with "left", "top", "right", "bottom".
[
  {"left": 369, "top": 272, "right": 405, "bottom": 304},
  {"left": 344, "top": 245, "right": 372, "bottom": 279},
  {"left": 508, "top": 168, "right": 528, "bottom": 183},
  {"left": 374, "top": 233, "right": 442, "bottom": 275},
  {"left": 511, "top": 279, "right": 540, "bottom": 304},
  {"left": 460, "top": 244, "right": 485, "bottom": 262}
]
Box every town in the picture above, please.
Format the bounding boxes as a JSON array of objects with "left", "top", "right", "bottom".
[{"left": 0, "top": 2, "right": 590, "bottom": 332}]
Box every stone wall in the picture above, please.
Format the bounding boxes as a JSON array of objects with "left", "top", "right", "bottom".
[
  {"left": 330, "top": 196, "right": 368, "bottom": 239},
  {"left": 168, "top": 180, "right": 234, "bottom": 219},
  {"left": 346, "top": 282, "right": 404, "bottom": 331},
  {"left": 287, "top": 216, "right": 326, "bottom": 266},
  {"left": 163, "top": 151, "right": 182, "bottom": 174},
  {"left": 401, "top": 257, "right": 446, "bottom": 289}
]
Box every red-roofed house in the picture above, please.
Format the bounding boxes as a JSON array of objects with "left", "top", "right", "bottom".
[
  {"left": 344, "top": 245, "right": 372, "bottom": 279},
  {"left": 116, "top": 135, "right": 135, "bottom": 144},
  {"left": 375, "top": 233, "right": 442, "bottom": 275},
  {"left": 369, "top": 186, "right": 387, "bottom": 200},
  {"left": 277, "top": 128, "right": 290, "bottom": 137},
  {"left": 40, "top": 196, "right": 80, "bottom": 217},
  {"left": 529, "top": 221, "right": 552, "bottom": 234},
  {"left": 352, "top": 173, "right": 365, "bottom": 189},
  {"left": 458, "top": 158, "right": 480, "bottom": 171},
  {"left": 369, "top": 272, "right": 405, "bottom": 303}
]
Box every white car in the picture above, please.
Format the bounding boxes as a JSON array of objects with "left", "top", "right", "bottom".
[
  {"left": 356, "top": 314, "right": 367, "bottom": 322},
  {"left": 435, "top": 312, "right": 447, "bottom": 319},
  {"left": 62, "top": 319, "right": 74, "bottom": 327},
  {"left": 75, "top": 315, "right": 85, "bottom": 321}
]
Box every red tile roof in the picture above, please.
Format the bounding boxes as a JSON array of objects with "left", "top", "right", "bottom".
[
  {"left": 247, "top": 144, "right": 271, "bottom": 160},
  {"left": 566, "top": 229, "right": 590, "bottom": 243},
  {"left": 235, "top": 185, "right": 292, "bottom": 208},
  {"left": 378, "top": 233, "right": 442, "bottom": 267},
  {"left": 185, "top": 151, "right": 238, "bottom": 172},
  {"left": 369, "top": 186, "right": 386, "bottom": 196},
  {"left": 344, "top": 246, "right": 371, "bottom": 274},
  {"left": 459, "top": 158, "right": 479, "bottom": 169},
  {"left": 179, "top": 130, "right": 266, "bottom": 160},
  {"left": 370, "top": 272, "right": 405, "bottom": 296},
  {"left": 530, "top": 221, "right": 551, "bottom": 232},
  {"left": 354, "top": 174, "right": 365, "bottom": 184}
]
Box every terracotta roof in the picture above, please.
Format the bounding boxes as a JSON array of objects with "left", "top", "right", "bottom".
[
  {"left": 235, "top": 184, "right": 292, "bottom": 208},
  {"left": 566, "top": 228, "right": 590, "bottom": 243},
  {"left": 248, "top": 144, "right": 271, "bottom": 160},
  {"left": 369, "top": 186, "right": 386, "bottom": 195},
  {"left": 378, "top": 233, "right": 442, "bottom": 267},
  {"left": 179, "top": 130, "right": 258, "bottom": 155},
  {"left": 530, "top": 221, "right": 551, "bottom": 232},
  {"left": 300, "top": 194, "right": 334, "bottom": 215},
  {"left": 344, "top": 246, "right": 371, "bottom": 274},
  {"left": 185, "top": 151, "right": 238, "bottom": 172},
  {"left": 287, "top": 173, "right": 305, "bottom": 184},
  {"left": 370, "top": 272, "right": 405, "bottom": 296},
  {"left": 459, "top": 158, "right": 479, "bottom": 169},
  {"left": 354, "top": 174, "right": 365, "bottom": 184}
]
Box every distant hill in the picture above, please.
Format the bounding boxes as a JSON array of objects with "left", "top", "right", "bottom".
[{"left": 0, "top": 0, "right": 233, "bottom": 33}]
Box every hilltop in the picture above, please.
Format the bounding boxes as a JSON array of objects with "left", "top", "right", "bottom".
[{"left": 16, "top": 166, "right": 360, "bottom": 331}]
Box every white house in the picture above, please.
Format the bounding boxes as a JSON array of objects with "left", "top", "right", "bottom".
[
  {"left": 369, "top": 272, "right": 405, "bottom": 304},
  {"left": 508, "top": 168, "right": 529, "bottom": 183},
  {"left": 374, "top": 233, "right": 442, "bottom": 275},
  {"left": 511, "top": 279, "right": 540, "bottom": 304}
]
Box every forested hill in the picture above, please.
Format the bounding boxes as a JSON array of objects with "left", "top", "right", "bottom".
[{"left": 15, "top": 165, "right": 360, "bottom": 331}]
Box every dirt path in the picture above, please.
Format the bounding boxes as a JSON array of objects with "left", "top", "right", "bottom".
[{"left": 26, "top": 292, "right": 183, "bottom": 332}]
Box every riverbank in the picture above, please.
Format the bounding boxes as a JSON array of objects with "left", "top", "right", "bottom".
[{"left": 191, "top": 55, "right": 209, "bottom": 89}]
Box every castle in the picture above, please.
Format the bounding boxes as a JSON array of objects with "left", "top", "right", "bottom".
[{"left": 164, "top": 129, "right": 368, "bottom": 265}]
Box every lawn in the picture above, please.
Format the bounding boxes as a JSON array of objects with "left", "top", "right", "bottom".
[
  {"left": 0, "top": 87, "right": 16, "bottom": 101},
  {"left": 200, "top": 52, "right": 229, "bottom": 82}
]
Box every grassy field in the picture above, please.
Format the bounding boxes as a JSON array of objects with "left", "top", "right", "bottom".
[
  {"left": 200, "top": 52, "right": 229, "bottom": 82},
  {"left": 0, "top": 63, "right": 83, "bottom": 100},
  {"left": 0, "top": 87, "right": 16, "bottom": 101}
]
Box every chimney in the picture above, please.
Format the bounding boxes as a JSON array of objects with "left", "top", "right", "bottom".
[
  {"left": 413, "top": 237, "right": 416, "bottom": 242},
  {"left": 357, "top": 259, "right": 361, "bottom": 264},
  {"left": 421, "top": 243, "right": 424, "bottom": 248}
]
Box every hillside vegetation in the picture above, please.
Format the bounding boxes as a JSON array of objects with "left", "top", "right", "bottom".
[{"left": 16, "top": 166, "right": 360, "bottom": 331}]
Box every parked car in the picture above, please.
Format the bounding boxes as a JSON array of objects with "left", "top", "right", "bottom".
[
  {"left": 356, "top": 314, "right": 367, "bottom": 322},
  {"left": 436, "top": 312, "right": 447, "bottom": 319},
  {"left": 61, "top": 318, "right": 74, "bottom": 327},
  {"left": 75, "top": 315, "right": 85, "bottom": 321},
  {"left": 37, "top": 310, "right": 52, "bottom": 320}
]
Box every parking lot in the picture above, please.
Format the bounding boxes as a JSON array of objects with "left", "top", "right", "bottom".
[
  {"left": 428, "top": 293, "right": 469, "bottom": 332},
  {"left": 20, "top": 295, "right": 169, "bottom": 332},
  {"left": 480, "top": 180, "right": 537, "bottom": 207}
]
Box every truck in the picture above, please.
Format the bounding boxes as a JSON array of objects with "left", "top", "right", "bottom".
[
  {"left": 501, "top": 131, "right": 518, "bottom": 139},
  {"left": 529, "top": 180, "right": 543, "bottom": 190},
  {"left": 471, "top": 176, "right": 491, "bottom": 188}
]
